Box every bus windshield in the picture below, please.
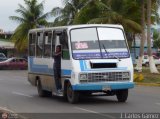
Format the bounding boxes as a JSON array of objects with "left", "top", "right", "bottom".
[{"left": 70, "top": 27, "right": 129, "bottom": 60}]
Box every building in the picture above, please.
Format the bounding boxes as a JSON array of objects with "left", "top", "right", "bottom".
[
  {"left": 131, "top": 29, "right": 158, "bottom": 64},
  {"left": 0, "top": 39, "right": 15, "bottom": 57},
  {"left": 0, "top": 28, "right": 4, "bottom": 34}
]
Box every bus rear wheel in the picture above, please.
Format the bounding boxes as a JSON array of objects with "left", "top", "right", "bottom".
[
  {"left": 67, "top": 83, "right": 79, "bottom": 104},
  {"left": 37, "top": 80, "right": 52, "bottom": 97},
  {"left": 116, "top": 89, "right": 128, "bottom": 102}
]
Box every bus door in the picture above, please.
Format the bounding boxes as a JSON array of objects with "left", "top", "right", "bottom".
[
  {"left": 53, "top": 31, "right": 71, "bottom": 90},
  {"left": 59, "top": 31, "right": 71, "bottom": 81}
]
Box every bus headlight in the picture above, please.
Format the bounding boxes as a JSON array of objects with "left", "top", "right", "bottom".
[
  {"left": 122, "top": 72, "right": 129, "bottom": 78},
  {"left": 79, "top": 74, "right": 88, "bottom": 80}
]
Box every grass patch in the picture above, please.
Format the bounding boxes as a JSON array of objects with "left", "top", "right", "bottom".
[{"left": 134, "top": 67, "right": 160, "bottom": 83}]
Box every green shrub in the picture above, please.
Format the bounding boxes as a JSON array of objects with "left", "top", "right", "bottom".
[{"left": 134, "top": 74, "right": 144, "bottom": 82}]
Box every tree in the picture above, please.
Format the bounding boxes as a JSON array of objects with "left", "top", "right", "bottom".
[
  {"left": 73, "top": 0, "right": 142, "bottom": 33},
  {"left": 51, "top": 0, "right": 87, "bottom": 26},
  {"left": 135, "top": 0, "right": 146, "bottom": 72},
  {"left": 153, "top": 30, "right": 160, "bottom": 49},
  {"left": 147, "top": 0, "right": 159, "bottom": 73},
  {"left": 135, "top": 0, "right": 160, "bottom": 72},
  {"left": 10, "top": 0, "right": 50, "bottom": 51}
]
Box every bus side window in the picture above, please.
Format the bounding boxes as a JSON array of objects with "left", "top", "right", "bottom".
[
  {"left": 44, "top": 32, "right": 52, "bottom": 57},
  {"left": 52, "top": 32, "right": 56, "bottom": 56},
  {"left": 29, "top": 33, "right": 36, "bottom": 56},
  {"left": 36, "top": 32, "right": 43, "bottom": 57},
  {"left": 60, "top": 31, "right": 70, "bottom": 60}
]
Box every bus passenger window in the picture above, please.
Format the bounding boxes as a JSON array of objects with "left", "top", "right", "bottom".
[
  {"left": 62, "top": 49, "right": 70, "bottom": 59},
  {"left": 60, "top": 32, "right": 70, "bottom": 60},
  {"left": 29, "top": 33, "right": 36, "bottom": 56},
  {"left": 52, "top": 33, "right": 56, "bottom": 57},
  {"left": 44, "top": 32, "right": 52, "bottom": 57},
  {"left": 36, "top": 32, "right": 43, "bottom": 57}
]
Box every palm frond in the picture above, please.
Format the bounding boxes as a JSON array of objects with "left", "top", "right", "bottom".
[
  {"left": 9, "top": 16, "right": 25, "bottom": 23},
  {"left": 36, "top": 12, "right": 50, "bottom": 21},
  {"left": 122, "top": 19, "right": 142, "bottom": 33},
  {"left": 17, "top": 3, "right": 28, "bottom": 13}
]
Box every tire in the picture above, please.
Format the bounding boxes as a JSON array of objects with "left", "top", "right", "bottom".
[
  {"left": 63, "top": 82, "right": 68, "bottom": 100},
  {"left": 67, "top": 83, "right": 79, "bottom": 104},
  {"left": 116, "top": 89, "right": 128, "bottom": 102},
  {"left": 37, "top": 80, "right": 52, "bottom": 97}
]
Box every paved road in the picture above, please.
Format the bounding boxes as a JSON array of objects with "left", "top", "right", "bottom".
[{"left": 0, "top": 70, "right": 160, "bottom": 119}]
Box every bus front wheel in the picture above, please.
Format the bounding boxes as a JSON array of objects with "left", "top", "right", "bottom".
[
  {"left": 67, "top": 83, "right": 79, "bottom": 104},
  {"left": 116, "top": 89, "right": 128, "bottom": 102}
]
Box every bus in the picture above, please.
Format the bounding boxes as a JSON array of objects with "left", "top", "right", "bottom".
[{"left": 28, "top": 24, "right": 134, "bottom": 103}]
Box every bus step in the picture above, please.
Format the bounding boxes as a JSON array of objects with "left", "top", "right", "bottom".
[{"left": 52, "top": 92, "right": 63, "bottom": 97}]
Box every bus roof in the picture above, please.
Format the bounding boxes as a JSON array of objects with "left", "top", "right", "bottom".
[{"left": 29, "top": 24, "right": 123, "bottom": 33}]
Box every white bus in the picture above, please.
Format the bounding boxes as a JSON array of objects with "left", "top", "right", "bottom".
[{"left": 28, "top": 24, "right": 134, "bottom": 103}]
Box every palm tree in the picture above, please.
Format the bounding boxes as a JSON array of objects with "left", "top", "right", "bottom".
[
  {"left": 73, "top": 0, "right": 142, "bottom": 33},
  {"left": 130, "top": 0, "right": 159, "bottom": 73},
  {"left": 10, "top": 0, "right": 50, "bottom": 51},
  {"left": 135, "top": 0, "right": 146, "bottom": 72},
  {"left": 51, "top": 0, "right": 87, "bottom": 26},
  {"left": 147, "top": 0, "right": 159, "bottom": 73}
]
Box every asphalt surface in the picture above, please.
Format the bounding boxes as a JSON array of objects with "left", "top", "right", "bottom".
[{"left": 0, "top": 70, "right": 160, "bottom": 119}]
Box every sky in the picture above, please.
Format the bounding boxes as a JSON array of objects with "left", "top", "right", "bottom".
[
  {"left": 1, "top": 1, "right": 160, "bottom": 32},
  {"left": 0, "top": 0, "right": 63, "bottom": 32}
]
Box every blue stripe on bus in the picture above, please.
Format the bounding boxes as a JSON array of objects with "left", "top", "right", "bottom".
[
  {"left": 79, "top": 60, "right": 85, "bottom": 71},
  {"left": 29, "top": 58, "right": 49, "bottom": 73},
  {"left": 29, "top": 57, "right": 71, "bottom": 75},
  {"left": 62, "top": 70, "right": 72, "bottom": 75},
  {"left": 72, "top": 82, "right": 134, "bottom": 91}
]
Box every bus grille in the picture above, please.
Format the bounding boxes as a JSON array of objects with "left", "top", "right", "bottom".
[{"left": 80, "top": 72, "right": 130, "bottom": 83}]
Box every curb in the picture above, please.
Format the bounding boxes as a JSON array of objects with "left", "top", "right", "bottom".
[{"left": 135, "top": 82, "right": 160, "bottom": 87}]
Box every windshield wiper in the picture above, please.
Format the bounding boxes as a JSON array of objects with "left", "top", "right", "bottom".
[{"left": 102, "top": 44, "right": 121, "bottom": 61}]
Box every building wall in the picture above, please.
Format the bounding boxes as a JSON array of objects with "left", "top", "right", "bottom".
[{"left": 0, "top": 29, "right": 4, "bottom": 34}]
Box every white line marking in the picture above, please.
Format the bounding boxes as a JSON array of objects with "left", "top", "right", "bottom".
[
  {"left": 75, "top": 107, "right": 115, "bottom": 119},
  {"left": 12, "top": 92, "right": 33, "bottom": 98}
]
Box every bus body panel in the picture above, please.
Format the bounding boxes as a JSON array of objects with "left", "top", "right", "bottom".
[
  {"left": 70, "top": 57, "right": 134, "bottom": 91},
  {"left": 28, "top": 57, "right": 72, "bottom": 92}
]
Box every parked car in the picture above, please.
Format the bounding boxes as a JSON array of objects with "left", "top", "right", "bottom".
[
  {"left": 0, "top": 57, "right": 28, "bottom": 70},
  {"left": 135, "top": 55, "right": 160, "bottom": 66},
  {"left": 0, "top": 53, "right": 7, "bottom": 61}
]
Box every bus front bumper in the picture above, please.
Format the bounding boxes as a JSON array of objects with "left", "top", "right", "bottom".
[{"left": 72, "top": 82, "right": 134, "bottom": 91}]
